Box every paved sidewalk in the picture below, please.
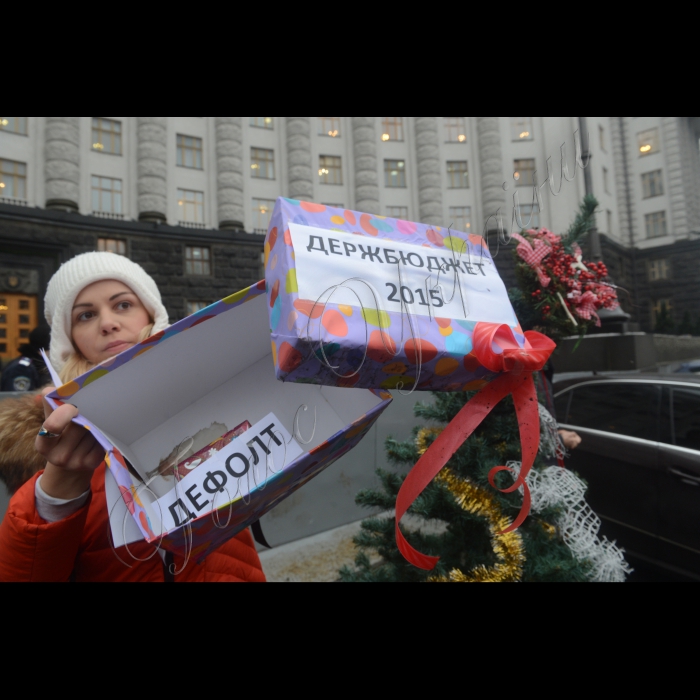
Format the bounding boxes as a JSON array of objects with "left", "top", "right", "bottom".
[
  {"left": 258, "top": 520, "right": 378, "bottom": 582},
  {"left": 258, "top": 514, "right": 446, "bottom": 582}
]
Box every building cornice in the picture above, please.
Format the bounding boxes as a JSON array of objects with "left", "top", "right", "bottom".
[{"left": 0, "top": 203, "right": 265, "bottom": 247}]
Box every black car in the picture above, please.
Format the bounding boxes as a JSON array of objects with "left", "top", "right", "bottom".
[{"left": 554, "top": 374, "right": 700, "bottom": 580}]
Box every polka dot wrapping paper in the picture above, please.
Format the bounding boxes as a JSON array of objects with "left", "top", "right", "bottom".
[
  {"left": 266, "top": 198, "right": 526, "bottom": 393},
  {"left": 46, "top": 284, "right": 393, "bottom": 562}
]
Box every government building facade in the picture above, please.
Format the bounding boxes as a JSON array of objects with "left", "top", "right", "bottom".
[{"left": 1, "top": 116, "right": 699, "bottom": 364}]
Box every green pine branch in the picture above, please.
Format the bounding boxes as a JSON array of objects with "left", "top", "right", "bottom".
[{"left": 564, "top": 194, "right": 599, "bottom": 250}]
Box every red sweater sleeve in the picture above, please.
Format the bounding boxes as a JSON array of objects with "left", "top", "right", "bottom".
[{"left": 0, "top": 473, "right": 92, "bottom": 582}]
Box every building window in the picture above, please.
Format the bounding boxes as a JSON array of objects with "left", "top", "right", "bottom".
[
  {"left": 651, "top": 299, "right": 673, "bottom": 327},
  {"left": 642, "top": 170, "right": 664, "bottom": 198},
  {"left": 603, "top": 167, "right": 610, "bottom": 194},
  {"left": 250, "top": 117, "right": 274, "bottom": 129},
  {"left": 92, "top": 117, "right": 122, "bottom": 155},
  {"left": 252, "top": 198, "right": 276, "bottom": 234},
  {"left": 177, "top": 189, "right": 205, "bottom": 224},
  {"left": 599, "top": 125, "right": 606, "bottom": 152},
  {"left": 387, "top": 206, "right": 409, "bottom": 220},
  {"left": 319, "top": 155, "right": 343, "bottom": 185},
  {"left": 251, "top": 147, "right": 275, "bottom": 179},
  {"left": 449, "top": 206, "right": 472, "bottom": 233},
  {"left": 91, "top": 176, "right": 123, "bottom": 214},
  {"left": 0, "top": 159, "right": 27, "bottom": 200},
  {"left": 0, "top": 294, "right": 37, "bottom": 361},
  {"left": 648, "top": 259, "right": 671, "bottom": 282},
  {"left": 444, "top": 117, "right": 467, "bottom": 143},
  {"left": 511, "top": 117, "right": 534, "bottom": 141},
  {"left": 607, "top": 210, "right": 614, "bottom": 234},
  {"left": 514, "top": 159, "right": 536, "bottom": 187},
  {"left": 97, "top": 238, "right": 127, "bottom": 256},
  {"left": 381, "top": 117, "right": 404, "bottom": 142},
  {"left": 318, "top": 117, "right": 341, "bottom": 138},
  {"left": 185, "top": 246, "right": 211, "bottom": 276},
  {"left": 186, "top": 300, "right": 213, "bottom": 316},
  {"left": 645, "top": 211, "right": 668, "bottom": 239},
  {"left": 177, "top": 135, "right": 203, "bottom": 169},
  {"left": 517, "top": 203, "right": 540, "bottom": 229},
  {"left": 638, "top": 128, "right": 660, "bottom": 156},
  {"left": 447, "top": 161, "right": 469, "bottom": 189},
  {"left": 385, "top": 159, "right": 407, "bottom": 188},
  {"left": 0, "top": 117, "right": 28, "bottom": 135}
]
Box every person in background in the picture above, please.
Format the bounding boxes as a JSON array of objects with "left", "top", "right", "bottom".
[
  {"left": 1, "top": 326, "right": 51, "bottom": 393},
  {"left": 538, "top": 361, "right": 582, "bottom": 453}
]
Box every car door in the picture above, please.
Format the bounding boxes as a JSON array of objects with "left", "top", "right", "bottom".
[
  {"left": 556, "top": 381, "right": 662, "bottom": 562},
  {"left": 657, "top": 384, "right": 700, "bottom": 577}
]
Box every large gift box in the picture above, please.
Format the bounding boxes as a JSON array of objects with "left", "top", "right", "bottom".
[
  {"left": 46, "top": 282, "right": 392, "bottom": 561},
  {"left": 265, "top": 198, "right": 524, "bottom": 393}
]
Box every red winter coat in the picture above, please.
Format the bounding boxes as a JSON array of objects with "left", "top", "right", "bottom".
[{"left": 0, "top": 397, "right": 266, "bottom": 583}]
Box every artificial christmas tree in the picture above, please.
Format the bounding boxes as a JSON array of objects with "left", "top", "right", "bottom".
[{"left": 341, "top": 197, "right": 631, "bottom": 583}]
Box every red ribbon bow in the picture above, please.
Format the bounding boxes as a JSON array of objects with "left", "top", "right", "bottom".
[
  {"left": 512, "top": 233, "right": 552, "bottom": 288},
  {"left": 395, "top": 323, "right": 556, "bottom": 571},
  {"left": 572, "top": 290, "right": 600, "bottom": 326}
]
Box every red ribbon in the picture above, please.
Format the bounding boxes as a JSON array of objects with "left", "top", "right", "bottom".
[
  {"left": 395, "top": 323, "right": 556, "bottom": 571},
  {"left": 511, "top": 232, "right": 552, "bottom": 288},
  {"left": 572, "top": 290, "right": 601, "bottom": 326}
]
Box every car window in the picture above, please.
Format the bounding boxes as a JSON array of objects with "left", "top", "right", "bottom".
[
  {"left": 672, "top": 387, "right": 700, "bottom": 451},
  {"left": 565, "top": 383, "right": 659, "bottom": 441},
  {"left": 554, "top": 392, "right": 571, "bottom": 423}
]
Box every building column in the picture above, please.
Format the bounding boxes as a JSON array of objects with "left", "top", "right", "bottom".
[
  {"left": 44, "top": 117, "right": 80, "bottom": 212},
  {"left": 610, "top": 117, "right": 635, "bottom": 246},
  {"left": 476, "top": 117, "right": 507, "bottom": 232},
  {"left": 352, "top": 117, "right": 380, "bottom": 214},
  {"left": 414, "top": 117, "right": 443, "bottom": 225},
  {"left": 684, "top": 117, "right": 700, "bottom": 233},
  {"left": 215, "top": 117, "right": 244, "bottom": 230},
  {"left": 661, "top": 116, "right": 693, "bottom": 237},
  {"left": 137, "top": 117, "right": 168, "bottom": 224},
  {"left": 286, "top": 117, "right": 314, "bottom": 201}
]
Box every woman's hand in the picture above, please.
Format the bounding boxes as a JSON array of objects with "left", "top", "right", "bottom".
[
  {"left": 559, "top": 430, "right": 582, "bottom": 451},
  {"left": 34, "top": 388, "right": 106, "bottom": 500}
]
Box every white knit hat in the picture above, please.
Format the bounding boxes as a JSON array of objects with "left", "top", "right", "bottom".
[{"left": 45, "top": 252, "right": 169, "bottom": 372}]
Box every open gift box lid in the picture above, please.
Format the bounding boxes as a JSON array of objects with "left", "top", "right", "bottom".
[
  {"left": 265, "top": 198, "right": 526, "bottom": 393},
  {"left": 47, "top": 282, "right": 392, "bottom": 561}
]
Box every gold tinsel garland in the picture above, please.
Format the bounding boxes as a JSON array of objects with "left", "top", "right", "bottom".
[{"left": 415, "top": 428, "right": 526, "bottom": 583}]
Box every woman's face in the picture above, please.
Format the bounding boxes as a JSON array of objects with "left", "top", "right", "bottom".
[{"left": 71, "top": 280, "right": 151, "bottom": 364}]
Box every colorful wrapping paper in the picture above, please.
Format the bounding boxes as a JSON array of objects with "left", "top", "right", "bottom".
[
  {"left": 266, "top": 198, "right": 526, "bottom": 393},
  {"left": 47, "top": 282, "right": 392, "bottom": 562}
]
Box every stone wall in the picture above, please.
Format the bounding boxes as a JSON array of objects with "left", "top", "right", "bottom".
[
  {"left": 0, "top": 203, "right": 264, "bottom": 323},
  {"left": 633, "top": 236, "right": 700, "bottom": 332},
  {"left": 654, "top": 334, "right": 700, "bottom": 364}
]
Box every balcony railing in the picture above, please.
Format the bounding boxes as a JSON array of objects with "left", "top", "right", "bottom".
[
  {"left": 178, "top": 221, "right": 207, "bottom": 230},
  {"left": 92, "top": 211, "right": 125, "bottom": 220},
  {"left": 0, "top": 196, "right": 29, "bottom": 207}
]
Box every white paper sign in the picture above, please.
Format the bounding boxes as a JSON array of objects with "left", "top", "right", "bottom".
[
  {"left": 154, "top": 413, "right": 304, "bottom": 533},
  {"left": 289, "top": 223, "right": 517, "bottom": 327}
]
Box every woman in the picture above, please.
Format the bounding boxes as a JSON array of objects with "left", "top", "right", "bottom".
[{"left": 0, "top": 252, "right": 266, "bottom": 582}]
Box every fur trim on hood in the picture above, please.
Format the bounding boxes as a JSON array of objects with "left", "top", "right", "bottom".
[{"left": 0, "top": 394, "right": 47, "bottom": 495}]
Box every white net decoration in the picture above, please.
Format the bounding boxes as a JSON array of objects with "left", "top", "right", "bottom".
[{"left": 509, "top": 459, "right": 633, "bottom": 583}]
